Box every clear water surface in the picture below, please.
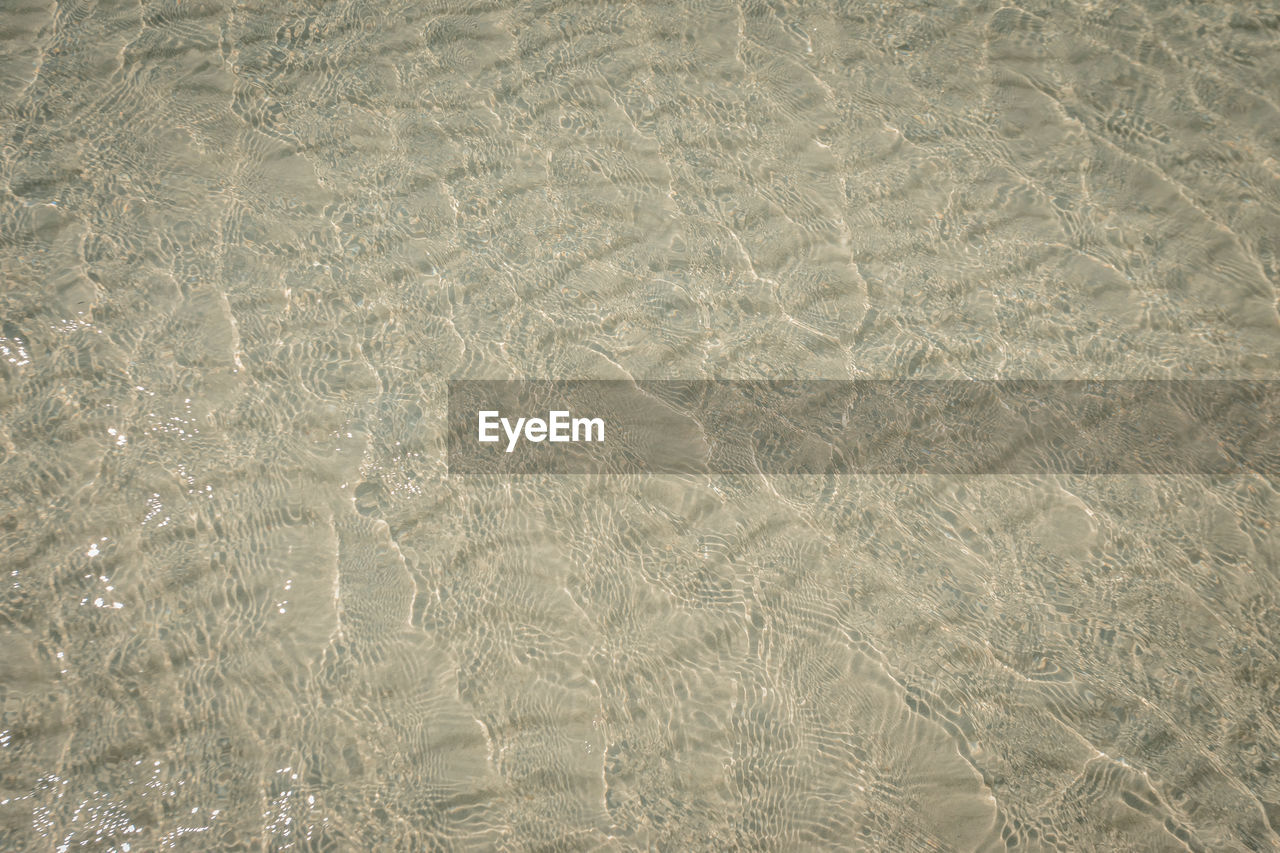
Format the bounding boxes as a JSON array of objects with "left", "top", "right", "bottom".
[{"left": 0, "top": 0, "right": 1278, "bottom": 849}]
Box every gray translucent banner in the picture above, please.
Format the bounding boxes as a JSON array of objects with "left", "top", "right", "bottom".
[{"left": 446, "top": 380, "right": 1277, "bottom": 477}]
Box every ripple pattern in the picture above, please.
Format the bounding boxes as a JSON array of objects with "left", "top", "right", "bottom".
[{"left": 1, "top": 0, "right": 1278, "bottom": 849}]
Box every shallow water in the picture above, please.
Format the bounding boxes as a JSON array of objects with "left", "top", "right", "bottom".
[{"left": 1, "top": 0, "right": 1278, "bottom": 849}]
